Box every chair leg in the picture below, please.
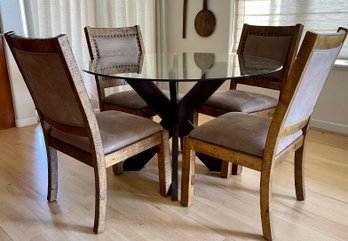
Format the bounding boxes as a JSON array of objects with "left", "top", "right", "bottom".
[
  {"left": 232, "top": 163, "right": 243, "bottom": 175},
  {"left": 221, "top": 162, "right": 242, "bottom": 177},
  {"left": 260, "top": 171, "right": 273, "bottom": 241},
  {"left": 157, "top": 130, "right": 172, "bottom": 196},
  {"left": 181, "top": 136, "right": 196, "bottom": 207},
  {"left": 192, "top": 112, "right": 199, "bottom": 127},
  {"left": 294, "top": 145, "right": 306, "bottom": 201},
  {"left": 112, "top": 162, "right": 123, "bottom": 175},
  {"left": 221, "top": 161, "right": 232, "bottom": 178},
  {"left": 47, "top": 146, "right": 58, "bottom": 202},
  {"left": 93, "top": 165, "right": 107, "bottom": 233}
]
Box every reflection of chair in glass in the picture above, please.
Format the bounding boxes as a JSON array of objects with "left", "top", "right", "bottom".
[
  {"left": 5, "top": 32, "right": 171, "bottom": 234},
  {"left": 181, "top": 28, "right": 347, "bottom": 241},
  {"left": 196, "top": 23, "right": 304, "bottom": 175},
  {"left": 84, "top": 25, "right": 156, "bottom": 117}
]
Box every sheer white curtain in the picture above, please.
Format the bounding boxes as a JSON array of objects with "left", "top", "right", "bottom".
[
  {"left": 231, "top": 0, "right": 348, "bottom": 60},
  {"left": 23, "top": 0, "right": 161, "bottom": 107}
]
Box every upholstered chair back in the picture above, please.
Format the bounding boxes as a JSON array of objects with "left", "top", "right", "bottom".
[
  {"left": 284, "top": 43, "right": 342, "bottom": 129},
  {"left": 6, "top": 34, "right": 92, "bottom": 135},
  {"left": 266, "top": 28, "right": 347, "bottom": 157},
  {"left": 85, "top": 25, "right": 143, "bottom": 59},
  {"left": 236, "top": 24, "right": 303, "bottom": 90}
]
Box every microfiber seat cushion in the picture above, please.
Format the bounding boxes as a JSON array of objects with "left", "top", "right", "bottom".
[
  {"left": 204, "top": 89, "right": 278, "bottom": 113},
  {"left": 190, "top": 112, "right": 302, "bottom": 157},
  {"left": 104, "top": 90, "right": 149, "bottom": 109},
  {"left": 50, "top": 110, "right": 163, "bottom": 155}
]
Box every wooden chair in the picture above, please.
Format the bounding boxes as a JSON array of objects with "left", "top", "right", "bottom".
[
  {"left": 195, "top": 23, "right": 304, "bottom": 175},
  {"left": 196, "top": 23, "right": 303, "bottom": 118},
  {"left": 181, "top": 27, "right": 347, "bottom": 241},
  {"left": 84, "top": 25, "right": 157, "bottom": 175},
  {"left": 5, "top": 32, "right": 171, "bottom": 234},
  {"left": 84, "top": 25, "right": 156, "bottom": 117}
]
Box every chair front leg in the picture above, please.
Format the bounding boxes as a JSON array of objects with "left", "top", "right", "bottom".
[
  {"left": 47, "top": 146, "right": 58, "bottom": 202},
  {"left": 93, "top": 164, "right": 107, "bottom": 233},
  {"left": 221, "top": 161, "right": 232, "bottom": 178},
  {"left": 260, "top": 170, "right": 273, "bottom": 241},
  {"left": 294, "top": 145, "right": 306, "bottom": 201},
  {"left": 112, "top": 162, "right": 123, "bottom": 175},
  {"left": 181, "top": 136, "right": 196, "bottom": 207},
  {"left": 157, "top": 130, "right": 172, "bottom": 196}
]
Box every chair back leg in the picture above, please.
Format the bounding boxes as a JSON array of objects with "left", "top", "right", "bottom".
[
  {"left": 295, "top": 145, "right": 306, "bottom": 201},
  {"left": 46, "top": 147, "right": 58, "bottom": 202},
  {"left": 157, "top": 130, "right": 172, "bottom": 196}
]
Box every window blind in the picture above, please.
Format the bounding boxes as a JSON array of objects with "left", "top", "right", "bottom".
[{"left": 233, "top": 0, "right": 348, "bottom": 59}]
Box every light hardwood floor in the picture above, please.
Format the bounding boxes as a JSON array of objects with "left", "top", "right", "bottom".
[{"left": 0, "top": 115, "right": 347, "bottom": 241}]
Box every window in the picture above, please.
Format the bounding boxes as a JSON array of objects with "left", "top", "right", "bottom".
[{"left": 232, "top": 0, "right": 348, "bottom": 59}]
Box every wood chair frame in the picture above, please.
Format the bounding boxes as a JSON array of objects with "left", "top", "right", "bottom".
[
  {"left": 84, "top": 25, "right": 156, "bottom": 117},
  {"left": 5, "top": 32, "right": 171, "bottom": 233},
  {"left": 181, "top": 27, "right": 347, "bottom": 241},
  {"left": 196, "top": 23, "right": 304, "bottom": 118}
]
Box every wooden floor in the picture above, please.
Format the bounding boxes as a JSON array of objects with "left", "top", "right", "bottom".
[{"left": 0, "top": 116, "right": 348, "bottom": 241}]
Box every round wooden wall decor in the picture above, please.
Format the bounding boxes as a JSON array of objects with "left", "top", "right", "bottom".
[{"left": 194, "top": 0, "right": 216, "bottom": 37}]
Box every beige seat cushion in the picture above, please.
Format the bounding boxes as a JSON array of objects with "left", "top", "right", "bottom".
[
  {"left": 190, "top": 112, "right": 302, "bottom": 157},
  {"left": 104, "top": 90, "right": 149, "bottom": 109},
  {"left": 104, "top": 90, "right": 178, "bottom": 109},
  {"left": 204, "top": 89, "right": 278, "bottom": 113},
  {"left": 50, "top": 111, "right": 163, "bottom": 154}
]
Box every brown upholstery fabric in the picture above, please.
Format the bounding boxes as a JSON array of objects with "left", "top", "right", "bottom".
[
  {"left": 94, "top": 36, "right": 141, "bottom": 58},
  {"left": 50, "top": 110, "right": 163, "bottom": 154},
  {"left": 12, "top": 50, "right": 85, "bottom": 127},
  {"left": 284, "top": 46, "right": 342, "bottom": 128},
  {"left": 104, "top": 90, "right": 149, "bottom": 109},
  {"left": 104, "top": 90, "right": 176, "bottom": 110},
  {"left": 204, "top": 89, "right": 278, "bottom": 113},
  {"left": 190, "top": 112, "right": 301, "bottom": 157},
  {"left": 243, "top": 35, "right": 291, "bottom": 79}
]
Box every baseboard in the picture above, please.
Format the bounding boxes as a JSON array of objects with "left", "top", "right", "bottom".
[
  {"left": 15, "top": 116, "right": 38, "bottom": 127},
  {"left": 311, "top": 119, "right": 348, "bottom": 135}
]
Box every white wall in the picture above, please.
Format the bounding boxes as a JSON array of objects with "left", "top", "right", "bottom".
[
  {"left": 311, "top": 67, "right": 348, "bottom": 134},
  {"left": 0, "top": 0, "right": 37, "bottom": 127},
  {"left": 166, "top": 0, "right": 231, "bottom": 53},
  {"left": 166, "top": 0, "right": 348, "bottom": 135}
]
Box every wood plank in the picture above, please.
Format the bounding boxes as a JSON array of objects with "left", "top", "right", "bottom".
[{"left": 0, "top": 124, "right": 348, "bottom": 240}]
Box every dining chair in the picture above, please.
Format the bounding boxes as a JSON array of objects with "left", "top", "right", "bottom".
[
  {"left": 5, "top": 32, "right": 171, "bottom": 234},
  {"left": 195, "top": 23, "right": 304, "bottom": 175},
  {"left": 181, "top": 27, "right": 347, "bottom": 241},
  {"left": 84, "top": 25, "right": 157, "bottom": 175},
  {"left": 84, "top": 25, "right": 155, "bottom": 117},
  {"left": 196, "top": 23, "right": 303, "bottom": 117}
]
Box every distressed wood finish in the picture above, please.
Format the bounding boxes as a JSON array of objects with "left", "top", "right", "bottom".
[
  {"left": 181, "top": 28, "right": 347, "bottom": 241},
  {"left": 84, "top": 25, "right": 156, "bottom": 175},
  {"left": 195, "top": 24, "right": 303, "bottom": 175},
  {"left": 5, "top": 32, "right": 171, "bottom": 234}
]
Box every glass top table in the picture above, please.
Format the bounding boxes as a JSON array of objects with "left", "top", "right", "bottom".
[
  {"left": 85, "top": 52, "right": 282, "bottom": 81},
  {"left": 84, "top": 52, "right": 282, "bottom": 201}
]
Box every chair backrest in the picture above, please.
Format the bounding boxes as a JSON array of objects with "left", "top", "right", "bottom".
[
  {"left": 5, "top": 32, "right": 95, "bottom": 137},
  {"left": 84, "top": 25, "right": 144, "bottom": 109},
  {"left": 282, "top": 27, "right": 347, "bottom": 130},
  {"left": 235, "top": 23, "right": 304, "bottom": 90},
  {"left": 84, "top": 25, "right": 144, "bottom": 60},
  {"left": 267, "top": 28, "right": 347, "bottom": 156}
]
